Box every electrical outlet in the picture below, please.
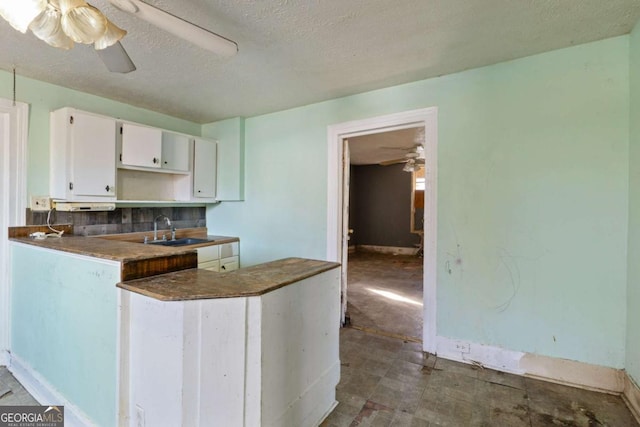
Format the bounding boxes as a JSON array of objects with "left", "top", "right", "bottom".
[
  {"left": 135, "top": 405, "right": 145, "bottom": 427},
  {"left": 454, "top": 341, "right": 470, "bottom": 353},
  {"left": 30, "top": 196, "right": 52, "bottom": 211}
]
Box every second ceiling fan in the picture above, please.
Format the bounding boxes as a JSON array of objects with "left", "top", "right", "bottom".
[{"left": 379, "top": 144, "right": 425, "bottom": 166}]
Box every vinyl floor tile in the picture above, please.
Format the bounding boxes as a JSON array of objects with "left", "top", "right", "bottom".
[{"left": 322, "top": 328, "right": 640, "bottom": 427}]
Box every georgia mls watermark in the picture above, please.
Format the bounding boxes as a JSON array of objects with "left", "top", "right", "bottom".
[{"left": 0, "top": 406, "right": 64, "bottom": 427}]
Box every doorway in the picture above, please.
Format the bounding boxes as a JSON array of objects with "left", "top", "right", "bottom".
[
  {"left": 346, "top": 129, "right": 424, "bottom": 340},
  {"left": 326, "top": 107, "right": 438, "bottom": 353},
  {"left": 0, "top": 99, "right": 29, "bottom": 365}
]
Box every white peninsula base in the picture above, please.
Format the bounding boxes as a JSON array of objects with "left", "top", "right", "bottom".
[{"left": 118, "top": 268, "right": 341, "bottom": 427}]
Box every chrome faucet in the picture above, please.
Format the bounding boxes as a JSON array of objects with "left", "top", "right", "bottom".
[{"left": 153, "top": 214, "right": 172, "bottom": 241}]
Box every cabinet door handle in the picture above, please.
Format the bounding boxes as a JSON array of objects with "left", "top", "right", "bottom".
[
  {"left": 105, "top": 185, "right": 111, "bottom": 192},
  {"left": 221, "top": 265, "right": 226, "bottom": 270},
  {"left": 153, "top": 157, "right": 158, "bottom": 164}
]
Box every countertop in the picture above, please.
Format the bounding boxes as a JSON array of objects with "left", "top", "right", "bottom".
[
  {"left": 10, "top": 227, "right": 340, "bottom": 300},
  {"left": 9, "top": 230, "right": 238, "bottom": 262},
  {"left": 9, "top": 227, "right": 240, "bottom": 281},
  {"left": 117, "top": 257, "right": 341, "bottom": 301}
]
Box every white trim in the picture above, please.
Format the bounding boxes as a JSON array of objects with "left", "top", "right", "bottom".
[
  {"left": 624, "top": 373, "right": 640, "bottom": 424},
  {"left": 116, "top": 289, "right": 130, "bottom": 427},
  {"left": 436, "top": 336, "right": 625, "bottom": 394},
  {"left": 9, "top": 354, "right": 95, "bottom": 427},
  {"left": 436, "top": 336, "right": 526, "bottom": 375},
  {"left": 521, "top": 353, "right": 625, "bottom": 394},
  {"left": 1, "top": 111, "right": 11, "bottom": 360},
  {"left": 0, "top": 349, "right": 9, "bottom": 366},
  {"left": 0, "top": 99, "right": 28, "bottom": 363},
  {"left": 0, "top": 99, "right": 28, "bottom": 226},
  {"left": 326, "top": 107, "right": 438, "bottom": 353}
]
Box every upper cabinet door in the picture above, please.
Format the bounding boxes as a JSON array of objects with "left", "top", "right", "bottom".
[
  {"left": 203, "top": 117, "right": 245, "bottom": 201},
  {"left": 193, "top": 138, "right": 217, "bottom": 199},
  {"left": 161, "top": 132, "right": 190, "bottom": 172},
  {"left": 71, "top": 112, "right": 117, "bottom": 198},
  {"left": 48, "top": 109, "right": 117, "bottom": 200},
  {"left": 121, "top": 123, "right": 162, "bottom": 168}
]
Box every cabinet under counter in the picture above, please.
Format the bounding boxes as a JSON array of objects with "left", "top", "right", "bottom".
[{"left": 117, "top": 258, "right": 341, "bottom": 427}]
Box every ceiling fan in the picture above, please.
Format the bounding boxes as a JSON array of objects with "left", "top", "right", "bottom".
[
  {"left": 0, "top": 0, "right": 238, "bottom": 74},
  {"left": 379, "top": 145, "right": 425, "bottom": 172}
]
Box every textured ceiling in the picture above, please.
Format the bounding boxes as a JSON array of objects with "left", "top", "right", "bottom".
[
  {"left": 349, "top": 128, "right": 423, "bottom": 165},
  {"left": 1, "top": 0, "right": 639, "bottom": 124}
]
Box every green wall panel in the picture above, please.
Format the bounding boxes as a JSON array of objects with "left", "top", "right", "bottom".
[
  {"left": 11, "top": 244, "right": 121, "bottom": 426},
  {"left": 627, "top": 20, "right": 640, "bottom": 385},
  {"left": 206, "top": 37, "right": 630, "bottom": 368}
]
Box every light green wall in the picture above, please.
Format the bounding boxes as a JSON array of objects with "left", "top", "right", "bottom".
[
  {"left": 202, "top": 117, "right": 245, "bottom": 200},
  {"left": 0, "top": 71, "right": 201, "bottom": 198},
  {"left": 11, "top": 244, "right": 121, "bottom": 426},
  {"left": 3, "top": 33, "right": 632, "bottom": 376},
  {"left": 206, "top": 36, "right": 630, "bottom": 368},
  {"left": 627, "top": 21, "right": 640, "bottom": 385}
]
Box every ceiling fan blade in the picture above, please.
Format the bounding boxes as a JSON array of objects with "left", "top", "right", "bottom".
[
  {"left": 109, "top": 0, "right": 238, "bottom": 57},
  {"left": 96, "top": 42, "right": 136, "bottom": 73},
  {"left": 379, "top": 158, "right": 407, "bottom": 166}
]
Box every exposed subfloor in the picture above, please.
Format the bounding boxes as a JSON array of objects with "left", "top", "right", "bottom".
[
  {"left": 0, "top": 367, "right": 38, "bottom": 406},
  {"left": 322, "top": 327, "right": 640, "bottom": 427},
  {"left": 347, "top": 251, "right": 423, "bottom": 340}
]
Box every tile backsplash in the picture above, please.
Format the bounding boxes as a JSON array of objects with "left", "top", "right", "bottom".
[{"left": 26, "top": 206, "right": 206, "bottom": 236}]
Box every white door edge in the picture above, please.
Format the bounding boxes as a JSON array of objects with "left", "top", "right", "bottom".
[
  {"left": 326, "top": 107, "right": 438, "bottom": 353},
  {"left": 0, "top": 98, "right": 29, "bottom": 359}
]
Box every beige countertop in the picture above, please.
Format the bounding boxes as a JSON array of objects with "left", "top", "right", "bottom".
[
  {"left": 9, "top": 227, "right": 239, "bottom": 281},
  {"left": 10, "top": 227, "right": 340, "bottom": 300},
  {"left": 117, "top": 257, "right": 340, "bottom": 301},
  {"left": 10, "top": 235, "right": 194, "bottom": 262},
  {"left": 9, "top": 229, "right": 238, "bottom": 262}
]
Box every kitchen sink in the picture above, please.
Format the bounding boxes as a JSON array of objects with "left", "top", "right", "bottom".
[{"left": 146, "top": 237, "right": 210, "bottom": 247}]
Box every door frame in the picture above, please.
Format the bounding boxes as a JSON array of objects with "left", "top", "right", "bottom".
[
  {"left": 0, "top": 98, "right": 29, "bottom": 364},
  {"left": 326, "top": 107, "right": 438, "bottom": 353}
]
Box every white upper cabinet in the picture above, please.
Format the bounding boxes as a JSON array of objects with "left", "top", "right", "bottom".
[
  {"left": 193, "top": 138, "right": 217, "bottom": 199},
  {"left": 120, "top": 123, "right": 162, "bottom": 169},
  {"left": 50, "top": 107, "right": 226, "bottom": 204},
  {"left": 50, "top": 108, "right": 117, "bottom": 201},
  {"left": 201, "top": 117, "right": 245, "bottom": 201},
  {"left": 161, "top": 132, "right": 190, "bottom": 172}
]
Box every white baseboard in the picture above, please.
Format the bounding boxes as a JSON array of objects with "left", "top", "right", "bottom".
[
  {"left": 0, "top": 349, "right": 9, "bottom": 366},
  {"left": 623, "top": 373, "right": 640, "bottom": 424},
  {"left": 436, "top": 336, "right": 624, "bottom": 394},
  {"left": 436, "top": 336, "right": 526, "bottom": 375},
  {"left": 9, "top": 354, "right": 94, "bottom": 427},
  {"left": 356, "top": 245, "right": 418, "bottom": 255},
  {"left": 521, "top": 353, "right": 624, "bottom": 394}
]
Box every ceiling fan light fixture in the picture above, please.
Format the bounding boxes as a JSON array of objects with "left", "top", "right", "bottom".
[
  {"left": 0, "top": 0, "right": 46, "bottom": 33},
  {"left": 94, "top": 19, "right": 126, "bottom": 50},
  {"left": 403, "top": 161, "right": 416, "bottom": 172},
  {"left": 29, "top": 4, "right": 74, "bottom": 49},
  {"left": 61, "top": 3, "right": 107, "bottom": 44},
  {"left": 57, "top": 0, "right": 88, "bottom": 15}
]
